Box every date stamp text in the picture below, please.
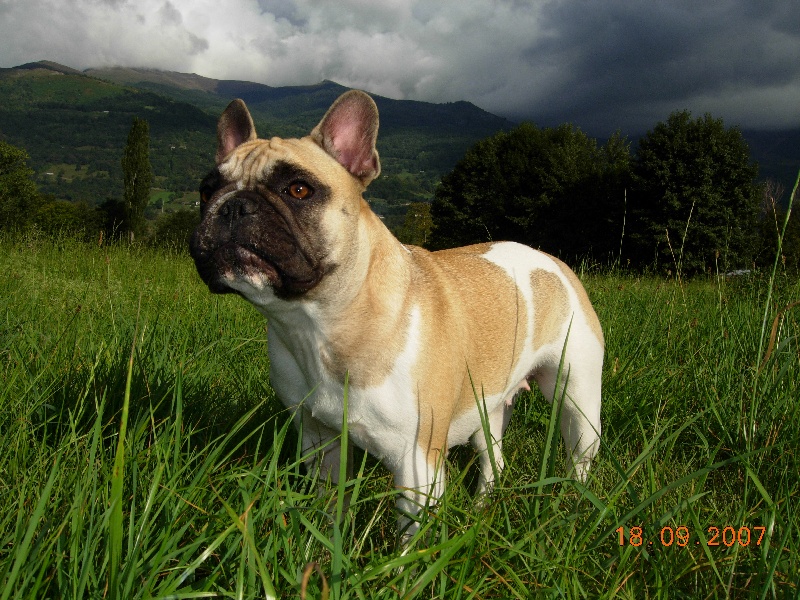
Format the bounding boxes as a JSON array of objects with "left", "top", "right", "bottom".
[{"left": 616, "top": 526, "right": 766, "bottom": 548}]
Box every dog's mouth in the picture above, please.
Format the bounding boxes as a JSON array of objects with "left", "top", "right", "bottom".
[
  {"left": 199, "top": 241, "right": 323, "bottom": 297},
  {"left": 222, "top": 243, "right": 280, "bottom": 285}
]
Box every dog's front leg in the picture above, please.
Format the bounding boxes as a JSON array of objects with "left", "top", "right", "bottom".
[
  {"left": 300, "top": 408, "right": 354, "bottom": 512},
  {"left": 471, "top": 396, "right": 515, "bottom": 496},
  {"left": 393, "top": 445, "right": 445, "bottom": 545}
]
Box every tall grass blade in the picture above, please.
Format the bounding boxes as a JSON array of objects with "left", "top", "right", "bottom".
[
  {"left": 108, "top": 300, "right": 141, "bottom": 598},
  {"left": 0, "top": 452, "right": 61, "bottom": 600},
  {"left": 404, "top": 527, "right": 476, "bottom": 599},
  {"left": 473, "top": 377, "right": 500, "bottom": 491},
  {"left": 752, "top": 169, "right": 799, "bottom": 444},
  {"left": 330, "top": 371, "right": 350, "bottom": 600},
  {"left": 215, "top": 488, "right": 278, "bottom": 599}
]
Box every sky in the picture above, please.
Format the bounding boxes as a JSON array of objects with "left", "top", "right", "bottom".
[{"left": 1, "top": 0, "right": 799, "bottom": 136}]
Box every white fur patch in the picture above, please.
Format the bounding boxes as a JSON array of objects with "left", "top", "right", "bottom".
[
  {"left": 268, "top": 303, "right": 425, "bottom": 470},
  {"left": 342, "top": 304, "right": 423, "bottom": 467}
]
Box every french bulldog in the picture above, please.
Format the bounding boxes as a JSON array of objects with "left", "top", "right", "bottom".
[{"left": 189, "top": 90, "right": 603, "bottom": 540}]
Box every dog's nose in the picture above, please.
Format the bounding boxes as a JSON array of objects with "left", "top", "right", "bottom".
[{"left": 218, "top": 195, "right": 256, "bottom": 220}]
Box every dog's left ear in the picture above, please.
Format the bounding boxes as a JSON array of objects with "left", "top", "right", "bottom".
[{"left": 311, "top": 90, "right": 381, "bottom": 186}]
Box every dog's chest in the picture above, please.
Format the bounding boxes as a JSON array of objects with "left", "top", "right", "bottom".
[{"left": 265, "top": 306, "right": 424, "bottom": 462}]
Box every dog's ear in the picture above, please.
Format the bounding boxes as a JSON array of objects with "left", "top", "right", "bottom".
[
  {"left": 216, "top": 99, "right": 257, "bottom": 164},
  {"left": 310, "top": 90, "right": 381, "bottom": 186}
]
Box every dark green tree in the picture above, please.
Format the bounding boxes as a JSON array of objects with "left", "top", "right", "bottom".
[
  {"left": 397, "top": 202, "right": 433, "bottom": 246},
  {"left": 0, "top": 140, "right": 41, "bottom": 231},
  {"left": 121, "top": 117, "right": 152, "bottom": 241},
  {"left": 427, "top": 123, "right": 630, "bottom": 261},
  {"left": 626, "top": 111, "right": 760, "bottom": 274}
]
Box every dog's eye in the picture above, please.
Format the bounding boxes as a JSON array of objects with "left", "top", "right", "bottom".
[
  {"left": 285, "top": 182, "right": 313, "bottom": 200},
  {"left": 199, "top": 169, "right": 222, "bottom": 204}
]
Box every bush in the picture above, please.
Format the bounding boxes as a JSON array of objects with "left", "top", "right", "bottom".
[
  {"left": 34, "top": 198, "right": 102, "bottom": 239},
  {"left": 151, "top": 209, "right": 200, "bottom": 251},
  {"left": 0, "top": 140, "right": 42, "bottom": 232}
]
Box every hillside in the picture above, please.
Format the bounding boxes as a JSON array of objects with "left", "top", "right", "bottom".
[
  {"left": 0, "top": 61, "right": 514, "bottom": 225},
  {"left": 0, "top": 62, "right": 218, "bottom": 207},
  {"left": 1, "top": 61, "right": 797, "bottom": 221},
  {"left": 86, "top": 65, "right": 516, "bottom": 202}
]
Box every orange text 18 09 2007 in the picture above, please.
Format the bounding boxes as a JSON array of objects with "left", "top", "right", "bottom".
[{"left": 616, "top": 525, "right": 767, "bottom": 548}]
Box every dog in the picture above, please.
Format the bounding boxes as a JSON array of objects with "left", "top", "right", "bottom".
[{"left": 189, "top": 90, "right": 604, "bottom": 540}]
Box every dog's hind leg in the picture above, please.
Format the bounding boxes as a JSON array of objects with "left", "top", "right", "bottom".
[{"left": 533, "top": 346, "right": 602, "bottom": 482}]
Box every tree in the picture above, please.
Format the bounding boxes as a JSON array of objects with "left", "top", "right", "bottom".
[
  {"left": 626, "top": 111, "right": 760, "bottom": 274},
  {"left": 121, "top": 117, "right": 152, "bottom": 241},
  {"left": 397, "top": 202, "right": 433, "bottom": 246},
  {"left": 0, "top": 140, "right": 41, "bottom": 231},
  {"left": 427, "top": 123, "right": 630, "bottom": 261}
]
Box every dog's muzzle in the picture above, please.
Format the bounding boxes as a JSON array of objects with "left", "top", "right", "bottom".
[{"left": 189, "top": 190, "right": 326, "bottom": 298}]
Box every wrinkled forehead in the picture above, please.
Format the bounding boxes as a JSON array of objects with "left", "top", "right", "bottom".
[{"left": 218, "top": 136, "right": 336, "bottom": 188}]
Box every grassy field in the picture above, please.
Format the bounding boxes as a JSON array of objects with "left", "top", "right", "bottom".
[
  {"left": 0, "top": 230, "right": 798, "bottom": 598},
  {"left": 148, "top": 189, "right": 200, "bottom": 212}
]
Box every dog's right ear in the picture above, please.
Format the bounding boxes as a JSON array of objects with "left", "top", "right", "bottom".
[
  {"left": 310, "top": 90, "right": 381, "bottom": 186},
  {"left": 216, "top": 99, "right": 257, "bottom": 164}
]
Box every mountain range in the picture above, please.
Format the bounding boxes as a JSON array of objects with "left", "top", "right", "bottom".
[
  {"left": 0, "top": 60, "right": 517, "bottom": 226},
  {"left": 1, "top": 61, "right": 798, "bottom": 217}
]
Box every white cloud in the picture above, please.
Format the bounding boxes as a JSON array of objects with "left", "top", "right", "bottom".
[{"left": 1, "top": 0, "right": 799, "bottom": 134}]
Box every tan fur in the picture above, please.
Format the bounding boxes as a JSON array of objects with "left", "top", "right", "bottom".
[
  {"left": 320, "top": 207, "right": 414, "bottom": 387},
  {"left": 219, "top": 138, "right": 334, "bottom": 188},
  {"left": 530, "top": 269, "right": 569, "bottom": 348},
  {"left": 407, "top": 245, "right": 528, "bottom": 464},
  {"left": 553, "top": 258, "right": 604, "bottom": 346}
]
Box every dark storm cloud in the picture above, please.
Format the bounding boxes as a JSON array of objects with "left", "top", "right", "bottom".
[
  {"left": 159, "top": 1, "right": 183, "bottom": 27},
  {"left": 257, "top": 0, "right": 306, "bottom": 27},
  {"left": 516, "top": 1, "right": 800, "bottom": 133}
]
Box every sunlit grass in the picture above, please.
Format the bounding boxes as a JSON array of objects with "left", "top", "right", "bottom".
[{"left": 1, "top": 229, "right": 798, "bottom": 598}]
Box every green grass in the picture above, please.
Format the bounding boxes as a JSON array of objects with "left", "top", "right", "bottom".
[
  {"left": 35, "top": 164, "right": 99, "bottom": 183},
  {"left": 149, "top": 190, "right": 202, "bottom": 212},
  {"left": 1, "top": 229, "right": 798, "bottom": 598}
]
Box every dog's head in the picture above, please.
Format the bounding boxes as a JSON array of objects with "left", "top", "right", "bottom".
[{"left": 189, "top": 91, "right": 381, "bottom": 303}]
